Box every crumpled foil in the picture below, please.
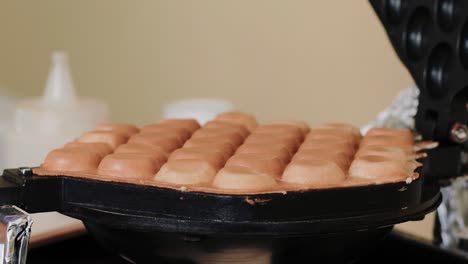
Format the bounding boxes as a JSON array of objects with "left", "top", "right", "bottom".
[
  {"left": 438, "top": 178, "right": 468, "bottom": 249},
  {"left": 361, "top": 85, "right": 419, "bottom": 133},
  {"left": 363, "top": 85, "right": 467, "bottom": 249}
]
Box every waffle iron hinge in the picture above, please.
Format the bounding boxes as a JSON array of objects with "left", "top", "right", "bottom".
[{"left": 0, "top": 169, "right": 61, "bottom": 213}]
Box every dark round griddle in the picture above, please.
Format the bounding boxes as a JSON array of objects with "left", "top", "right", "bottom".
[
  {"left": 0, "top": 167, "right": 441, "bottom": 262},
  {"left": 0, "top": 168, "right": 440, "bottom": 235}
]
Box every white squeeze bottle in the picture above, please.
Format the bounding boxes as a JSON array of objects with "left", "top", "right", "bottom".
[
  {"left": 5, "top": 51, "right": 110, "bottom": 168},
  {"left": 163, "top": 98, "right": 234, "bottom": 125},
  {"left": 0, "top": 92, "right": 15, "bottom": 171},
  {"left": 4, "top": 51, "right": 110, "bottom": 243}
]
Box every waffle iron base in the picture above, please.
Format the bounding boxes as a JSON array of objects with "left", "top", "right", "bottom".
[{"left": 0, "top": 167, "right": 442, "bottom": 263}]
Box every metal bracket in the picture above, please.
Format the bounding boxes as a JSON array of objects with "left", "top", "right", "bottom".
[{"left": 0, "top": 206, "right": 32, "bottom": 264}]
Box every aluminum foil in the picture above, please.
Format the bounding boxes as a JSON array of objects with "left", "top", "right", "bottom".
[
  {"left": 363, "top": 85, "right": 467, "bottom": 249},
  {"left": 437, "top": 177, "right": 468, "bottom": 249},
  {"left": 0, "top": 205, "right": 32, "bottom": 264},
  {"left": 361, "top": 85, "right": 419, "bottom": 133}
]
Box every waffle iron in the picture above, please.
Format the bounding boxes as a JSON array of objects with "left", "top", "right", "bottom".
[{"left": 0, "top": 0, "right": 466, "bottom": 263}]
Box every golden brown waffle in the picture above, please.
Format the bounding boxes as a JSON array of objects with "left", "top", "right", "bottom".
[{"left": 34, "top": 112, "right": 422, "bottom": 194}]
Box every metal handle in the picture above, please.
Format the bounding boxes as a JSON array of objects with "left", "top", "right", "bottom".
[{"left": 0, "top": 206, "right": 32, "bottom": 264}]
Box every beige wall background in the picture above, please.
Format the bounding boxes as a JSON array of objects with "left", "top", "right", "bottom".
[
  {"left": 0, "top": 0, "right": 416, "bottom": 126},
  {"left": 0, "top": 0, "right": 433, "bottom": 239}
]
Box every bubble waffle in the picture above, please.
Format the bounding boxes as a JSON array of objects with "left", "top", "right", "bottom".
[{"left": 34, "top": 112, "right": 423, "bottom": 194}]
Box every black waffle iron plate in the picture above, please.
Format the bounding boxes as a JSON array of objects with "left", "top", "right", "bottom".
[{"left": 0, "top": 167, "right": 441, "bottom": 262}]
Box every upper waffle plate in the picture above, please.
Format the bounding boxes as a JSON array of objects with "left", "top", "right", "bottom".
[{"left": 370, "top": 0, "right": 467, "bottom": 142}]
